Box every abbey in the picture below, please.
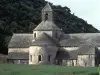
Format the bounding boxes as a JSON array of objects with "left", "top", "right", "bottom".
[{"left": 8, "top": 3, "right": 100, "bottom": 67}]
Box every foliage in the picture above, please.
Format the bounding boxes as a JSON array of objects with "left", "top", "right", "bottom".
[
  {"left": 0, "top": 0, "right": 99, "bottom": 33},
  {"left": 0, "top": 0, "right": 99, "bottom": 54},
  {"left": 0, "top": 64, "right": 98, "bottom": 75}
]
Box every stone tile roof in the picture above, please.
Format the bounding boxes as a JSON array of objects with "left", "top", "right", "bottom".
[
  {"left": 59, "top": 33, "right": 100, "bottom": 47},
  {"left": 77, "top": 44, "right": 96, "bottom": 55},
  {"left": 32, "top": 33, "right": 58, "bottom": 46},
  {"left": 8, "top": 34, "right": 33, "bottom": 48},
  {"left": 42, "top": 3, "right": 52, "bottom": 11},
  {"left": 68, "top": 51, "right": 78, "bottom": 59},
  {"left": 56, "top": 50, "right": 78, "bottom": 60},
  {"left": 8, "top": 33, "right": 100, "bottom": 48},
  {"left": 8, "top": 52, "right": 29, "bottom": 59},
  {"left": 34, "top": 21, "right": 61, "bottom": 31},
  {"left": 56, "top": 44, "right": 96, "bottom": 60}
]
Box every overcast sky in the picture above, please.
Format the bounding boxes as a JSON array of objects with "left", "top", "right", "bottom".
[{"left": 46, "top": 0, "right": 100, "bottom": 30}]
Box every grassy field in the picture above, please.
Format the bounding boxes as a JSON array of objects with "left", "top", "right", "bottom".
[{"left": 0, "top": 64, "right": 99, "bottom": 75}]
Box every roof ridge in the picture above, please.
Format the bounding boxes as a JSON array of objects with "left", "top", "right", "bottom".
[
  {"left": 66, "top": 33, "right": 100, "bottom": 35},
  {"left": 44, "top": 33, "right": 59, "bottom": 46},
  {"left": 32, "top": 33, "right": 58, "bottom": 46},
  {"left": 42, "top": 3, "right": 52, "bottom": 11},
  {"left": 34, "top": 21, "right": 61, "bottom": 31}
]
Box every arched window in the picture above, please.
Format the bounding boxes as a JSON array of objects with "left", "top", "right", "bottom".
[
  {"left": 38, "top": 55, "right": 42, "bottom": 61},
  {"left": 72, "top": 61, "right": 74, "bottom": 66},
  {"left": 55, "top": 32, "right": 57, "bottom": 38},
  {"left": 45, "top": 13, "right": 48, "bottom": 21},
  {"left": 34, "top": 33, "right": 36, "bottom": 39},
  {"left": 30, "top": 55, "right": 32, "bottom": 62},
  {"left": 48, "top": 55, "right": 51, "bottom": 61}
]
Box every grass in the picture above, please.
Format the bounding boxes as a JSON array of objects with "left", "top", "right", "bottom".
[{"left": 0, "top": 64, "right": 99, "bottom": 75}]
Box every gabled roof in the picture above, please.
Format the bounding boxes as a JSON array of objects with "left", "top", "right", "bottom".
[
  {"left": 59, "top": 34, "right": 83, "bottom": 47},
  {"left": 32, "top": 33, "right": 58, "bottom": 46},
  {"left": 8, "top": 52, "right": 29, "bottom": 59},
  {"left": 8, "top": 34, "right": 33, "bottom": 48},
  {"left": 56, "top": 50, "right": 78, "bottom": 60},
  {"left": 59, "top": 33, "right": 100, "bottom": 47},
  {"left": 34, "top": 21, "right": 61, "bottom": 31},
  {"left": 42, "top": 3, "right": 52, "bottom": 11},
  {"left": 77, "top": 44, "right": 96, "bottom": 55}
]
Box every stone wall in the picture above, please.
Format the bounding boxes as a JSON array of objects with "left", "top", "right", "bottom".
[
  {"left": 33, "top": 31, "right": 52, "bottom": 38},
  {"left": 8, "top": 48, "right": 29, "bottom": 59},
  {"left": 97, "top": 47, "right": 100, "bottom": 51},
  {"left": 77, "top": 55, "right": 95, "bottom": 67},
  {"left": 8, "top": 48, "right": 29, "bottom": 64},
  {"left": 8, "top": 59, "right": 28, "bottom": 64},
  {"left": 29, "top": 46, "right": 58, "bottom": 64},
  {"left": 33, "top": 30, "right": 63, "bottom": 41},
  {"left": 8, "top": 48, "right": 29, "bottom": 53},
  {"left": 0, "top": 54, "right": 8, "bottom": 63},
  {"left": 66, "top": 60, "right": 77, "bottom": 66},
  {"left": 61, "top": 60, "right": 77, "bottom": 66},
  {"left": 62, "top": 47, "right": 79, "bottom": 51}
]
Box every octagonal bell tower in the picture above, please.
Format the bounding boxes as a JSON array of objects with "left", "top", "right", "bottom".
[
  {"left": 42, "top": 3, "right": 53, "bottom": 21},
  {"left": 33, "top": 3, "right": 62, "bottom": 41}
]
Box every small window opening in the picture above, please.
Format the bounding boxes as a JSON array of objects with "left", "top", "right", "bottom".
[
  {"left": 45, "top": 13, "right": 48, "bottom": 21},
  {"left": 30, "top": 55, "right": 32, "bottom": 62},
  {"left": 38, "top": 55, "right": 42, "bottom": 61},
  {"left": 55, "top": 32, "right": 57, "bottom": 38},
  {"left": 34, "top": 33, "right": 36, "bottom": 38},
  {"left": 48, "top": 55, "right": 51, "bottom": 61},
  {"left": 72, "top": 60, "right": 74, "bottom": 66},
  {"left": 89, "top": 55, "right": 91, "bottom": 58}
]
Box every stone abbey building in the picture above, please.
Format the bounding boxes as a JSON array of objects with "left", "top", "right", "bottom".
[{"left": 8, "top": 3, "right": 100, "bottom": 67}]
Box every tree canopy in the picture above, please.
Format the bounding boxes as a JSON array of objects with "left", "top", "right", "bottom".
[
  {"left": 0, "top": 0, "right": 99, "bottom": 54},
  {"left": 0, "top": 0, "right": 99, "bottom": 34}
]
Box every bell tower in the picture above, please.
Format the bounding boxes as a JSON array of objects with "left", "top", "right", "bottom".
[
  {"left": 33, "top": 3, "right": 62, "bottom": 41},
  {"left": 42, "top": 3, "right": 53, "bottom": 21}
]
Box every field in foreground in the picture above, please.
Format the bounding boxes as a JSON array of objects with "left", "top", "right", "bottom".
[{"left": 0, "top": 64, "right": 99, "bottom": 75}]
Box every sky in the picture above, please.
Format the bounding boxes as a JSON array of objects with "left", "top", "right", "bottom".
[{"left": 46, "top": 0, "right": 100, "bottom": 30}]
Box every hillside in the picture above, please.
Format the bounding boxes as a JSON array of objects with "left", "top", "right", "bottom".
[
  {"left": 0, "top": 0, "right": 100, "bottom": 54},
  {"left": 0, "top": 0, "right": 99, "bottom": 33}
]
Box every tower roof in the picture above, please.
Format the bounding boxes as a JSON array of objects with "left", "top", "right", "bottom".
[
  {"left": 42, "top": 3, "right": 52, "bottom": 11},
  {"left": 34, "top": 3, "right": 61, "bottom": 31},
  {"left": 34, "top": 21, "right": 61, "bottom": 31},
  {"left": 32, "top": 33, "right": 58, "bottom": 46},
  {"left": 8, "top": 34, "right": 33, "bottom": 48}
]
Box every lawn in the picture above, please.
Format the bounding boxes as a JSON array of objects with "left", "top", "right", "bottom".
[{"left": 0, "top": 64, "right": 99, "bottom": 75}]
